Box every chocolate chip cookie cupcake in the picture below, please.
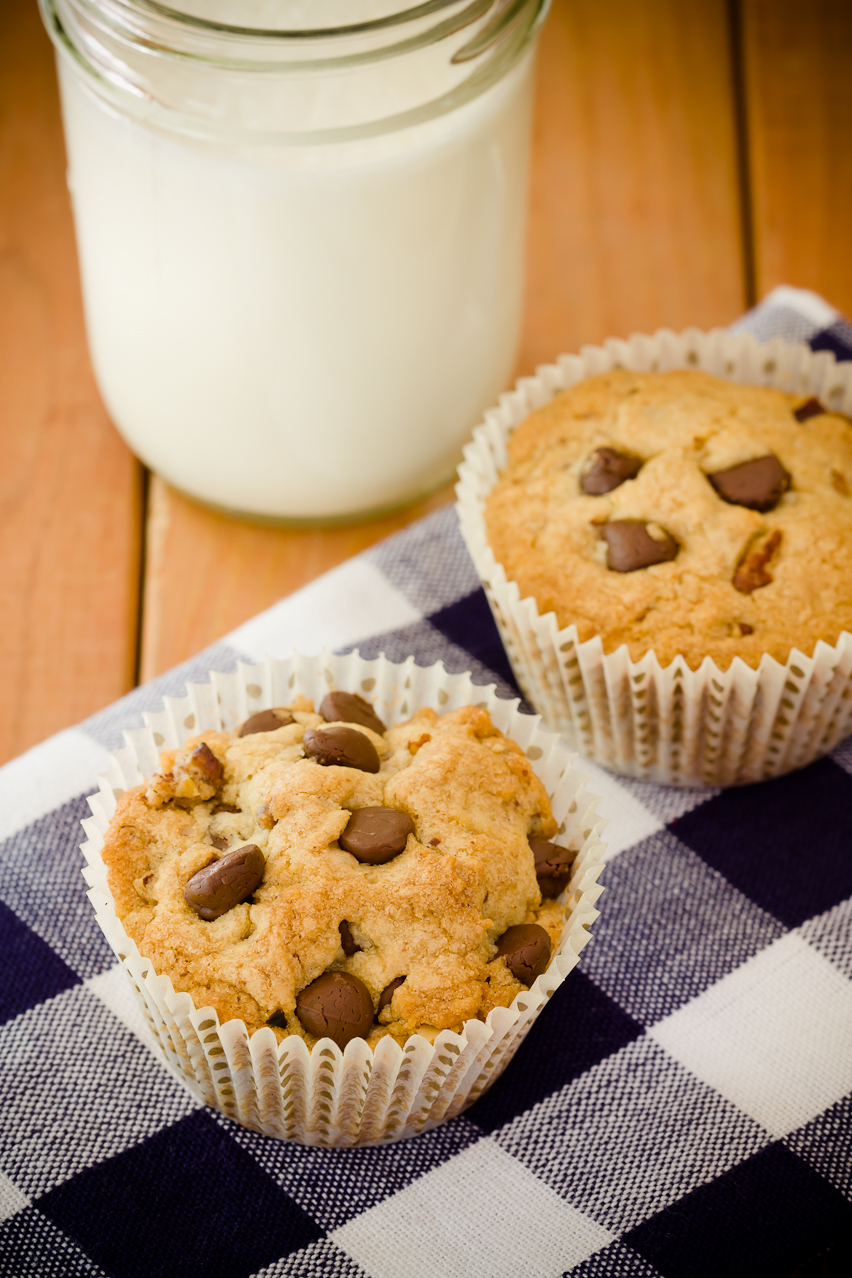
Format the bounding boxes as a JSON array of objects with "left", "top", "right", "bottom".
[
  {"left": 83, "top": 654, "right": 605, "bottom": 1145},
  {"left": 104, "top": 695, "right": 566, "bottom": 1049},
  {"left": 457, "top": 329, "right": 852, "bottom": 785}
]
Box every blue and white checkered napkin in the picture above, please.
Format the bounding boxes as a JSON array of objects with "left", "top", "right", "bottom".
[{"left": 2, "top": 286, "right": 852, "bottom": 1278}]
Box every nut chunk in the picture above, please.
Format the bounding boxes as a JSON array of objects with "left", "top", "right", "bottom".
[
  {"left": 734, "top": 530, "right": 783, "bottom": 594},
  {"left": 146, "top": 740, "right": 224, "bottom": 807}
]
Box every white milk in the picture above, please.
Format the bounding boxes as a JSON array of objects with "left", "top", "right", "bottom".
[{"left": 57, "top": 44, "right": 535, "bottom": 519}]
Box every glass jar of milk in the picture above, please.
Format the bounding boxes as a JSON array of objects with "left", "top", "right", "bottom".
[{"left": 40, "top": 0, "right": 548, "bottom": 521}]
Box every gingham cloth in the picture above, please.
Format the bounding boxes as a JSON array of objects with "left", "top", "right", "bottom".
[{"left": 2, "top": 286, "right": 852, "bottom": 1278}]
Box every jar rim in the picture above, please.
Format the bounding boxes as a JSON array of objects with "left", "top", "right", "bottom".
[
  {"left": 134, "top": 0, "right": 467, "bottom": 41},
  {"left": 42, "top": 0, "right": 549, "bottom": 145}
]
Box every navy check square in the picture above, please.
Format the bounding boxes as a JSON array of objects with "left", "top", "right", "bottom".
[{"left": 2, "top": 286, "right": 852, "bottom": 1277}]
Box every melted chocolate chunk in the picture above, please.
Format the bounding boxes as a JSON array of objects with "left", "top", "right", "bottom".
[
  {"left": 339, "top": 807, "right": 414, "bottom": 864},
  {"left": 295, "top": 971, "right": 374, "bottom": 1049},
  {"left": 267, "top": 1010, "right": 289, "bottom": 1029},
  {"left": 303, "top": 726, "right": 380, "bottom": 773},
  {"left": 601, "top": 520, "right": 678, "bottom": 572},
  {"left": 238, "top": 707, "right": 295, "bottom": 737},
  {"left": 339, "top": 920, "right": 361, "bottom": 956},
  {"left": 530, "top": 837, "right": 576, "bottom": 899},
  {"left": 319, "top": 690, "right": 386, "bottom": 735},
  {"left": 378, "top": 976, "right": 406, "bottom": 1014},
  {"left": 209, "top": 833, "right": 229, "bottom": 851},
  {"left": 580, "top": 447, "right": 643, "bottom": 495},
  {"left": 190, "top": 742, "right": 223, "bottom": 784},
  {"left": 184, "top": 844, "right": 264, "bottom": 921},
  {"left": 708, "top": 454, "right": 789, "bottom": 512},
  {"left": 496, "top": 924, "right": 552, "bottom": 986},
  {"left": 734, "top": 529, "right": 783, "bottom": 594},
  {"left": 212, "top": 803, "right": 240, "bottom": 814},
  {"left": 794, "top": 397, "right": 826, "bottom": 422}
]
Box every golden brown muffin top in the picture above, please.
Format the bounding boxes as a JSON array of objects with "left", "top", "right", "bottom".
[
  {"left": 101, "top": 697, "right": 567, "bottom": 1048},
  {"left": 484, "top": 368, "right": 852, "bottom": 670}
]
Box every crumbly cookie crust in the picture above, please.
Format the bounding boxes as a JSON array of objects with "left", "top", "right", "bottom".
[
  {"left": 484, "top": 368, "right": 852, "bottom": 670},
  {"left": 102, "top": 701, "right": 564, "bottom": 1047}
]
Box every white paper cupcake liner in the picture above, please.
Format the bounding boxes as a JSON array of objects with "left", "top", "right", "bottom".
[
  {"left": 456, "top": 328, "right": 852, "bottom": 787},
  {"left": 80, "top": 651, "right": 606, "bottom": 1146}
]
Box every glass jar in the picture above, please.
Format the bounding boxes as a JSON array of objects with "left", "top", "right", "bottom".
[{"left": 40, "top": 0, "right": 549, "bottom": 521}]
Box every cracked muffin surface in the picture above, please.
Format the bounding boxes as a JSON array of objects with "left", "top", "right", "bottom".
[
  {"left": 484, "top": 367, "right": 852, "bottom": 670},
  {"left": 101, "top": 698, "right": 568, "bottom": 1048}
]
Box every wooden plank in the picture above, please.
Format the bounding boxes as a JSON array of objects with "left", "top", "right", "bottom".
[
  {"left": 520, "top": 0, "right": 747, "bottom": 372},
  {"left": 741, "top": 0, "right": 852, "bottom": 314},
  {"left": 0, "top": 0, "right": 142, "bottom": 762},
  {"left": 141, "top": 0, "right": 747, "bottom": 679},
  {"left": 139, "top": 478, "right": 455, "bottom": 681}
]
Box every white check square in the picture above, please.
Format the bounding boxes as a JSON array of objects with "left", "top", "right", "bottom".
[
  {"left": 800, "top": 899, "right": 852, "bottom": 984},
  {"left": 332, "top": 1138, "right": 613, "bottom": 1278},
  {"left": 0, "top": 985, "right": 198, "bottom": 1198},
  {"left": 497, "top": 1037, "right": 769, "bottom": 1234},
  {"left": 0, "top": 729, "right": 111, "bottom": 843},
  {"left": 86, "top": 963, "right": 167, "bottom": 1061},
  {"left": 0, "top": 1171, "right": 28, "bottom": 1224},
  {"left": 650, "top": 932, "right": 852, "bottom": 1138},
  {"left": 229, "top": 559, "right": 422, "bottom": 662},
  {"left": 567, "top": 761, "right": 663, "bottom": 861}
]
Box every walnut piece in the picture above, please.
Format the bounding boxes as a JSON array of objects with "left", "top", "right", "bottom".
[{"left": 734, "top": 530, "right": 783, "bottom": 594}]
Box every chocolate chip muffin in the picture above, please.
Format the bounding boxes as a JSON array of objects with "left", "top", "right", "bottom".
[
  {"left": 484, "top": 368, "right": 852, "bottom": 670},
  {"left": 101, "top": 692, "right": 572, "bottom": 1050}
]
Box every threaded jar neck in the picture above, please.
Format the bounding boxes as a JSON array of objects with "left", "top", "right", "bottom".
[{"left": 40, "top": 0, "right": 550, "bottom": 144}]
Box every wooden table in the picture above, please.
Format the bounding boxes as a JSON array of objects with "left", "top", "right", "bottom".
[{"left": 1, "top": 0, "right": 851, "bottom": 769}]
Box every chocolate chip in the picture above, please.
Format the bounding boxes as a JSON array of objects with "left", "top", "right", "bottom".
[
  {"left": 580, "top": 447, "right": 643, "bottom": 495},
  {"left": 209, "top": 833, "right": 229, "bottom": 851},
  {"left": 267, "top": 1010, "right": 288, "bottom": 1029},
  {"left": 708, "top": 454, "right": 789, "bottom": 512},
  {"left": 339, "top": 920, "right": 361, "bottom": 956},
  {"left": 530, "top": 838, "right": 576, "bottom": 899},
  {"left": 832, "top": 469, "right": 851, "bottom": 496},
  {"left": 319, "top": 690, "right": 386, "bottom": 735},
  {"left": 736, "top": 622, "right": 754, "bottom": 636},
  {"left": 190, "top": 742, "right": 223, "bottom": 783},
  {"left": 378, "top": 976, "right": 406, "bottom": 1014},
  {"left": 734, "top": 529, "right": 783, "bottom": 593},
  {"left": 496, "top": 924, "right": 552, "bottom": 986},
  {"left": 794, "top": 397, "right": 826, "bottom": 422},
  {"left": 212, "top": 803, "right": 240, "bottom": 814},
  {"left": 184, "top": 843, "right": 265, "bottom": 920},
  {"left": 339, "top": 807, "right": 414, "bottom": 864},
  {"left": 295, "top": 971, "right": 374, "bottom": 1049},
  {"left": 600, "top": 520, "right": 678, "bottom": 571},
  {"left": 303, "top": 726, "right": 380, "bottom": 773},
  {"left": 238, "top": 707, "right": 295, "bottom": 737}
]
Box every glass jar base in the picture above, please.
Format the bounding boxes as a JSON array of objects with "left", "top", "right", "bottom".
[{"left": 161, "top": 466, "right": 459, "bottom": 529}]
